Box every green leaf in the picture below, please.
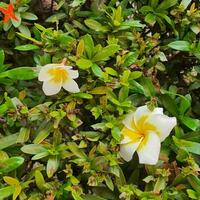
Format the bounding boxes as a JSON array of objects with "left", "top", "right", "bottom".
[
  {"left": 34, "top": 23, "right": 46, "bottom": 31},
  {"left": 123, "top": 52, "right": 139, "bottom": 67},
  {"left": 82, "top": 34, "right": 94, "bottom": 59},
  {"left": 150, "top": 0, "right": 159, "bottom": 8},
  {"left": 3, "top": 20, "right": 12, "bottom": 31},
  {"left": 140, "top": 6, "right": 154, "bottom": 14},
  {"left": 15, "top": 44, "right": 39, "bottom": 51},
  {"left": 11, "top": 13, "right": 21, "bottom": 28},
  {"left": 0, "top": 186, "right": 14, "bottom": 200},
  {"left": 155, "top": 62, "right": 166, "bottom": 71},
  {"left": 35, "top": 170, "right": 46, "bottom": 192},
  {"left": 111, "top": 127, "right": 121, "bottom": 141},
  {"left": 116, "top": 167, "right": 126, "bottom": 186},
  {"left": 45, "top": 13, "right": 66, "bottom": 23},
  {"left": 0, "top": 103, "right": 8, "bottom": 115},
  {"left": 17, "top": 32, "right": 42, "bottom": 46},
  {"left": 105, "top": 175, "right": 114, "bottom": 191},
  {"left": 0, "top": 157, "right": 24, "bottom": 174},
  {"left": 18, "top": 24, "right": 31, "bottom": 37},
  {"left": 13, "top": 185, "right": 22, "bottom": 200},
  {"left": 180, "top": 116, "right": 199, "bottom": 131},
  {"left": 145, "top": 13, "right": 156, "bottom": 24},
  {"left": 76, "top": 39, "right": 85, "bottom": 58},
  {"left": 180, "top": 0, "right": 192, "bottom": 10},
  {"left": 59, "top": 34, "right": 75, "bottom": 47},
  {"left": 160, "top": 94, "right": 179, "bottom": 117},
  {"left": 187, "top": 175, "right": 200, "bottom": 193},
  {"left": 105, "top": 67, "right": 118, "bottom": 76},
  {"left": 157, "top": 13, "right": 177, "bottom": 34},
  {"left": 0, "top": 151, "right": 9, "bottom": 161},
  {"left": 173, "top": 136, "right": 200, "bottom": 155},
  {"left": 80, "top": 131, "right": 102, "bottom": 141},
  {"left": 187, "top": 189, "right": 199, "bottom": 199},
  {"left": 191, "top": 25, "right": 200, "bottom": 35},
  {"left": 83, "top": 195, "right": 106, "bottom": 200},
  {"left": 67, "top": 142, "right": 87, "bottom": 158},
  {"left": 129, "top": 80, "right": 145, "bottom": 94},
  {"left": 73, "top": 92, "right": 93, "bottom": 99},
  {"left": 72, "top": 190, "right": 84, "bottom": 200},
  {"left": 21, "top": 144, "right": 47, "bottom": 155},
  {"left": 16, "top": 127, "right": 30, "bottom": 143},
  {"left": 129, "top": 71, "right": 143, "bottom": 79},
  {"left": 119, "top": 20, "right": 145, "bottom": 30},
  {"left": 71, "top": 0, "right": 86, "bottom": 7},
  {"left": 157, "top": 0, "right": 178, "bottom": 10},
  {"left": 0, "top": 49, "right": 5, "bottom": 66},
  {"left": 33, "top": 125, "right": 52, "bottom": 144},
  {"left": 47, "top": 156, "right": 59, "bottom": 178},
  {"left": 73, "top": 20, "right": 90, "bottom": 35},
  {"left": 119, "top": 86, "right": 129, "bottom": 102},
  {"left": 50, "top": 110, "right": 66, "bottom": 127},
  {"left": 140, "top": 77, "right": 156, "bottom": 97},
  {"left": 107, "top": 90, "right": 121, "bottom": 106},
  {"left": 92, "top": 44, "right": 119, "bottom": 62},
  {"left": 0, "top": 133, "right": 19, "bottom": 150},
  {"left": 76, "top": 58, "right": 93, "bottom": 69},
  {"left": 3, "top": 176, "right": 20, "bottom": 186},
  {"left": 84, "top": 19, "right": 109, "bottom": 32},
  {"left": 0, "top": 67, "right": 37, "bottom": 80},
  {"left": 113, "top": 6, "right": 122, "bottom": 26},
  {"left": 21, "top": 12, "right": 38, "bottom": 20},
  {"left": 181, "top": 131, "right": 200, "bottom": 142},
  {"left": 189, "top": 82, "right": 200, "bottom": 90},
  {"left": 90, "top": 86, "right": 108, "bottom": 95},
  {"left": 91, "top": 64, "right": 104, "bottom": 78},
  {"left": 121, "top": 71, "right": 131, "bottom": 84},
  {"left": 179, "top": 94, "right": 191, "bottom": 115},
  {"left": 168, "top": 41, "right": 191, "bottom": 51},
  {"left": 32, "top": 151, "right": 49, "bottom": 160}
]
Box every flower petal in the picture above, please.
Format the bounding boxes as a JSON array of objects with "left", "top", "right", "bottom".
[
  {"left": 120, "top": 139, "right": 142, "bottom": 162},
  {"left": 63, "top": 65, "right": 72, "bottom": 69},
  {"left": 154, "top": 107, "right": 163, "bottom": 114},
  {"left": 67, "top": 69, "right": 79, "bottom": 79},
  {"left": 147, "top": 114, "right": 177, "bottom": 141},
  {"left": 134, "top": 105, "right": 163, "bottom": 125},
  {"left": 137, "top": 132, "right": 161, "bottom": 165},
  {"left": 123, "top": 112, "right": 137, "bottom": 131},
  {"left": 120, "top": 136, "right": 132, "bottom": 144},
  {"left": 42, "top": 80, "right": 62, "bottom": 96},
  {"left": 121, "top": 127, "right": 142, "bottom": 143},
  {"left": 38, "top": 64, "right": 54, "bottom": 81},
  {"left": 62, "top": 79, "right": 80, "bottom": 93}
]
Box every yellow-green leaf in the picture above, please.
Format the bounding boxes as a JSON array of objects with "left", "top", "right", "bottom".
[{"left": 3, "top": 176, "right": 20, "bottom": 186}]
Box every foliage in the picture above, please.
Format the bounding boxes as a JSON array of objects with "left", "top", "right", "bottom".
[{"left": 0, "top": 0, "right": 200, "bottom": 199}]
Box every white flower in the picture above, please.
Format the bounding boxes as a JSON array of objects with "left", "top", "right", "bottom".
[
  {"left": 120, "top": 105, "right": 177, "bottom": 165},
  {"left": 38, "top": 61, "right": 80, "bottom": 96}
]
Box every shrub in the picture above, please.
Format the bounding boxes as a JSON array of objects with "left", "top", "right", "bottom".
[{"left": 0, "top": 0, "right": 200, "bottom": 199}]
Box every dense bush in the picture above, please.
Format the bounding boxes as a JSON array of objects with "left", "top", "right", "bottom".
[{"left": 0, "top": 0, "right": 200, "bottom": 199}]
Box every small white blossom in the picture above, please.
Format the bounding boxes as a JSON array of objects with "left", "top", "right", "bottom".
[{"left": 38, "top": 61, "right": 80, "bottom": 96}]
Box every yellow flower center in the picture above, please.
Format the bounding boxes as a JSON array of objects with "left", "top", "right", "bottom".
[
  {"left": 48, "top": 67, "right": 68, "bottom": 83},
  {"left": 122, "top": 115, "right": 158, "bottom": 149}
]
